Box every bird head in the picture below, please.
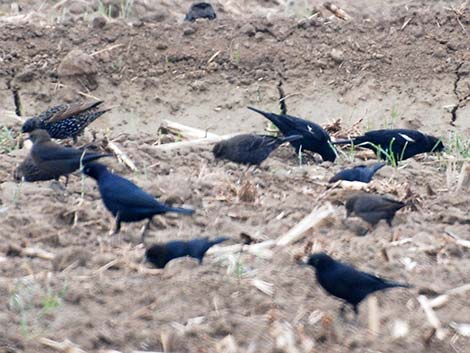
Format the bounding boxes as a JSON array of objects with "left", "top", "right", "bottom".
[
  {"left": 21, "top": 118, "right": 39, "bottom": 133},
  {"left": 322, "top": 144, "right": 338, "bottom": 162},
  {"left": 345, "top": 196, "right": 358, "bottom": 217},
  {"left": 212, "top": 141, "right": 224, "bottom": 158},
  {"left": 306, "top": 252, "right": 334, "bottom": 269},
  {"left": 81, "top": 162, "right": 108, "bottom": 180},
  {"left": 428, "top": 135, "right": 445, "bottom": 153},
  {"left": 145, "top": 244, "right": 169, "bottom": 269},
  {"left": 28, "top": 129, "right": 51, "bottom": 144}
]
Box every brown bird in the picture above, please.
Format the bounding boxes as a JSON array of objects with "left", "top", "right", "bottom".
[
  {"left": 29, "top": 129, "right": 111, "bottom": 183},
  {"left": 345, "top": 193, "right": 406, "bottom": 227},
  {"left": 14, "top": 155, "right": 52, "bottom": 182}
]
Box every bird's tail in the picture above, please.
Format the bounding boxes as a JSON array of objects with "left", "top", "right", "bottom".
[
  {"left": 386, "top": 281, "right": 412, "bottom": 289},
  {"left": 209, "top": 236, "right": 229, "bottom": 247},
  {"left": 82, "top": 153, "right": 113, "bottom": 164},
  {"left": 331, "top": 138, "right": 356, "bottom": 145},
  {"left": 370, "top": 162, "right": 386, "bottom": 173},
  {"left": 166, "top": 206, "right": 195, "bottom": 215},
  {"left": 247, "top": 106, "right": 282, "bottom": 125},
  {"left": 280, "top": 135, "right": 303, "bottom": 144}
]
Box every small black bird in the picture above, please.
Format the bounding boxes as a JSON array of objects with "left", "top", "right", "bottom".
[
  {"left": 213, "top": 134, "right": 302, "bottom": 165},
  {"left": 145, "top": 236, "right": 228, "bottom": 268},
  {"left": 14, "top": 155, "right": 52, "bottom": 182},
  {"left": 306, "top": 252, "right": 410, "bottom": 314},
  {"left": 247, "top": 107, "right": 337, "bottom": 162},
  {"left": 345, "top": 193, "right": 406, "bottom": 227},
  {"left": 184, "top": 2, "right": 216, "bottom": 22},
  {"left": 329, "top": 162, "right": 385, "bottom": 183},
  {"left": 82, "top": 162, "right": 194, "bottom": 235},
  {"left": 333, "top": 129, "right": 444, "bottom": 162},
  {"left": 29, "top": 129, "right": 111, "bottom": 182},
  {"left": 22, "top": 100, "right": 109, "bottom": 142}
]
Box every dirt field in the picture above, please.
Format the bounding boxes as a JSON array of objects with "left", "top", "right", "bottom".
[{"left": 0, "top": 1, "right": 469, "bottom": 352}]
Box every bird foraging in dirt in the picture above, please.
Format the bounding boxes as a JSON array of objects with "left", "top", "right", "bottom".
[
  {"left": 29, "top": 129, "right": 111, "bottom": 183},
  {"left": 305, "top": 252, "right": 411, "bottom": 315},
  {"left": 145, "top": 236, "right": 228, "bottom": 268},
  {"left": 345, "top": 193, "right": 406, "bottom": 227},
  {"left": 81, "top": 162, "right": 194, "bottom": 237},
  {"left": 329, "top": 162, "right": 385, "bottom": 183},
  {"left": 22, "top": 100, "right": 109, "bottom": 142},
  {"left": 184, "top": 2, "right": 216, "bottom": 22},
  {"left": 247, "top": 106, "right": 337, "bottom": 162},
  {"left": 213, "top": 133, "right": 302, "bottom": 166},
  {"left": 14, "top": 155, "right": 54, "bottom": 182},
  {"left": 333, "top": 129, "right": 444, "bottom": 162}
]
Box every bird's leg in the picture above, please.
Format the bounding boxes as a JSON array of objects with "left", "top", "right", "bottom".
[
  {"left": 338, "top": 304, "right": 348, "bottom": 320},
  {"left": 73, "top": 136, "right": 78, "bottom": 144},
  {"left": 139, "top": 219, "right": 152, "bottom": 243},
  {"left": 109, "top": 215, "right": 121, "bottom": 236}
]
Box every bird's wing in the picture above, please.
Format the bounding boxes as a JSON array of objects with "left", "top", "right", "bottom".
[
  {"left": 33, "top": 144, "right": 83, "bottom": 161},
  {"left": 334, "top": 264, "right": 387, "bottom": 290},
  {"left": 284, "top": 115, "right": 327, "bottom": 142},
  {"left": 45, "top": 101, "right": 103, "bottom": 123},
  {"left": 99, "top": 174, "right": 164, "bottom": 210}
]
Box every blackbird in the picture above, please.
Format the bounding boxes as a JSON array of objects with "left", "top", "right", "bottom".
[
  {"left": 329, "top": 162, "right": 385, "bottom": 183},
  {"left": 29, "top": 129, "right": 111, "bottom": 182},
  {"left": 82, "top": 162, "right": 194, "bottom": 235},
  {"left": 345, "top": 193, "right": 406, "bottom": 227},
  {"left": 333, "top": 129, "right": 444, "bottom": 162},
  {"left": 213, "top": 133, "right": 302, "bottom": 165},
  {"left": 145, "top": 236, "right": 228, "bottom": 268},
  {"left": 22, "top": 100, "right": 109, "bottom": 142},
  {"left": 14, "top": 155, "right": 52, "bottom": 182},
  {"left": 247, "top": 106, "right": 337, "bottom": 162},
  {"left": 184, "top": 2, "right": 216, "bottom": 22},
  {"left": 305, "top": 252, "right": 410, "bottom": 314}
]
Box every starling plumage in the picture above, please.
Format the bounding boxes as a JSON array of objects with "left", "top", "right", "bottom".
[
  {"left": 345, "top": 193, "right": 406, "bottom": 227},
  {"left": 184, "top": 2, "right": 216, "bottom": 22},
  {"left": 333, "top": 129, "right": 444, "bottom": 162},
  {"left": 81, "top": 162, "right": 194, "bottom": 235},
  {"left": 329, "top": 162, "right": 385, "bottom": 183},
  {"left": 247, "top": 106, "right": 337, "bottom": 162},
  {"left": 305, "top": 252, "right": 410, "bottom": 314},
  {"left": 213, "top": 133, "right": 302, "bottom": 165},
  {"left": 145, "top": 236, "right": 228, "bottom": 268},
  {"left": 29, "top": 129, "right": 111, "bottom": 181},
  {"left": 22, "top": 100, "right": 109, "bottom": 141}
]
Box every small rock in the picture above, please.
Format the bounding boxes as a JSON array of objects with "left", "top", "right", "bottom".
[
  {"left": 156, "top": 42, "right": 168, "bottom": 50},
  {"left": 58, "top": 49, "right": 98, "bottom": 90},
  {"left": 330, "top": 49, "right": 344, "bottom": 64},
  {"left": 183, "top": 27, "right": 196, "bottom": 36},
  {"left": 13, "top": 68, "right": 35, "bottom": 83},
  {"left": 240, "top": 23, "right": 256, "bottom": 36},
  {"left": 140, "top": 11, "right": 167, "bottom": 23},
  {"left": 254, "top": 32, "right": 264, "bottom": 41},
  {"left": 68, "top": 1, "right": 88, "bottom": 15},
  {"left": 91, "top": 16, "right": 107, "bottom": 29}
]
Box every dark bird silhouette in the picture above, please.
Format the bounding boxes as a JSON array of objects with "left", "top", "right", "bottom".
[
  {"left": 329, "top": 162, "right": 385, "bottom": 183},
  {"left": 145, "top": 236, "right": 228, "bottom": 268},
  {"left": 247, "top": 107, "right": 337, "bottom": 162},
  {"left": 306, "top": 252, "right": 410, "bottom": 314},
  {"left": 22, "top": 100, "right": 109, "bottom": 142},
  {"left": 345, "top": 193, "right": 406, "bottom": 227},
  {"left": 333, "top": 129, "right": 444, "bottom": 162},
  {"left": 14, "top": 155, "right": 52, "bottom": 182},
  {"left": 29, "top": 129, "right": 111, "bottom": 182},
  {"left": 82, "top": 162, "right": 194, "bottom": 236},
  {"left": 184, "top": 2, "right": 216, "bottom": 22},
  {"left": 213, "top": 134, "right": 302, "bottom": 165}
]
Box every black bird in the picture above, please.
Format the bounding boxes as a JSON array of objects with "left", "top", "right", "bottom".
[
  {"left": 22, "top": 100, "right": 109, "bottom": 142},
  {"left": 247, "top": 107, "right": 337, "bottom": 162},
  {"left": 213, "top": 134, "right": 302, "bottom": 165},
  {"left": 145, "top": 236, "right": 228, "bottom": 268},
  {"left": 306, "top": 252, "right": 410, "bottom": 314},
  {"left": 14, "top": 155, "right": 52, "bottom": 182},
  {"left": 329, "top": 162, "right": 385, "bottom": 183},
  {"left": 333, "top": 129, "right": 444, "bottom": 162},
  {"left": 345, "top": 193, "right": 406, "bottom": 227},
  {"left": 29, "top": 129, "right": 111, "bottom": 182},
  {"left": 82, "top": 162, "right": 194, "bottom": 235},
  {"left": 184, "top": 2, "right": 216, "bottom": 22}
]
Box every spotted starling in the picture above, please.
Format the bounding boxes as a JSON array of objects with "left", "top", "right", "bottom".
[
  {"left": 333, "top": 129, "right": 444, "bottom": 162},
  {"left": 213, "top": 133, "right": 302, "bottom": 165},
  {"left": 81, "top": 162, "right": 194, "bottom": 235},
  {"left": 247, "top": 106, "right": 337, "bottom": 162},
  {"left": 305, "top": 252, "right": 410, "bottom": 314},
  {"left": 329, "top": 162, "right": 385, "bottom": 183},
  {"left": 184, "top": 2, "right": 216, "bottom": 22},
  {"left": 29, "top": 129, "right": 111, "bottom": 182},
  {"left": 145, "top": 236, "right": 228, "bottom": 268},
  {"left": 14, "top": 155, "right": 52, "bottom": 182},
  {"left": 345, "top": 193, "right": 406, "bottom": 227},
  {"left": 22, "top": 100, "right": 109, "bottom": 142}
]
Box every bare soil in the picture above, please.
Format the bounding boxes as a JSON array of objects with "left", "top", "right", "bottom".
[{"left": 0, "top": 1, "right": 469, "bottom": 352}]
